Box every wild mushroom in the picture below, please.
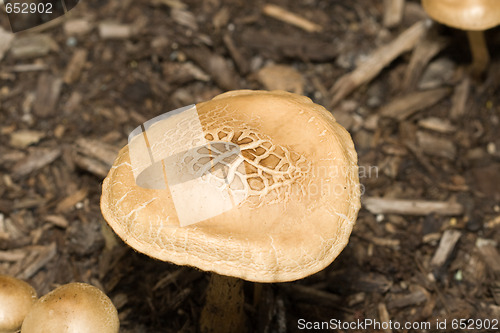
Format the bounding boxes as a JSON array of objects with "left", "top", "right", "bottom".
[
  {"left": 421, "top": 0, "right": 500, "bottom": 76},
  {"left": 101, "top": 90, "right": 361, "bottom": 332},
  {"left": 0, "top": 275, "right": 37, "bottom": 333},
  {"left": 21, "top": 282, "right": 119, "bottom": 333}
]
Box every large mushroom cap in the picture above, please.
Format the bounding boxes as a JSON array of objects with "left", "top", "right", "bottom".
[
  {"left": 0, "top": 275, "right": 37, "bottom": 333},
  {"left": 101, "top": 90, "right": 361, "bottom": 282},
  {"left": 422, "top": 0, "right": 500, "bottom": 31},
  {"left": 21, "top": 283, "right": 119, "bottom": 333}
]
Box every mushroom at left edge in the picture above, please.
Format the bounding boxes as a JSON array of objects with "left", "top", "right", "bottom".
[
  {"left": 21, "top": 283, "right": 119, "bottom": 333},
  {"left": 0, "top": 275, "right": 37, "bottom": 333}
]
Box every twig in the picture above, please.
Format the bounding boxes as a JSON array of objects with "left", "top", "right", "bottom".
[
  {"left": 378, "top": 302, "right": 393, "bottom": 333},
  {"left": 363, "top": 197, "right": 463, "bottom": 216},
  {"left": 330, "top": 20, "right": 428, "bottom": 106},
  {"left": 0, "top": 27, "right": 13, "bottom": 61},
  {"left": 383, "top": 0, "right": 405, "bottom": 28},
  {"left": 281, "top": 283, "right": 356, "bottom": 314},
  {"left": 378, "top": 87, "right": 451, "bottom": 120},
  {"left": 430, "top": 230, "right": 462, "bottom": 267},
  {"left": 450, "top": 77, "right": 471, "bottom": 119},
  {"left": 403, "top": 29, "right": 448, "bottom": 90},
  {"left": 12, "top": 148, "right": 61, "bottom": 180},
  {"left": 262, "top": 4, "right": 322, "bottom": 33},
  {"left": 223, "top": 33, "right": 250, "bottom": 75}
]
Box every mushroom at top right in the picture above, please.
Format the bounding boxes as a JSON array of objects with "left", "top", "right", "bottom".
[{"left": 421, "top": 0, "right": 500, "bottom": 77}]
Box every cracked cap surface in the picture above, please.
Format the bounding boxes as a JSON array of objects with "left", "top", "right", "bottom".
[{"left": 101, "top": 90, "right": 361, "bottom": 282}]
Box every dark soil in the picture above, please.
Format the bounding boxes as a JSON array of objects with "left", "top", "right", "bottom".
[{"left": 1, "top": 0, "right": 499, "bottom": 332}]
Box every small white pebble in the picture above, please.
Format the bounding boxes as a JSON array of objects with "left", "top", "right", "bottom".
[
  {"left": 21, "top": 113, "right": 33, "bottom": 124},
  {"left": 66, "top": 37, "right": 78, "bottom": 47},
  {"left": 487, "top": 142, "right": 496, "bottom": 155},
  {"left": 476, "top": 237, "right": 498, "bottom": 248}
]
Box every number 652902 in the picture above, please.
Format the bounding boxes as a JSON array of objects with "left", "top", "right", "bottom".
[{"left": 5, "top": 2, "right": 53, "bottom": 14}]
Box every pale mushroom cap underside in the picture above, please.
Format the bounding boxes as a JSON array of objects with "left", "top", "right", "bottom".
[
  {"left": 422, "top": 0, "right": 500, "bottom": 30},
  {"left": 101, "top": 90, "right": 361, "bottom": 283}
]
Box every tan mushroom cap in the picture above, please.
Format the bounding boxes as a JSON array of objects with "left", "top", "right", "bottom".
[
  {"left": 422, "top": 0, "right": 500, "bottom": 31},
  {"left": 101, "top": 90, "right": 361, "bottom": 283},
  {"left": 0, "top": 275, "right": 37, "bottom": 333},
  {"left": 21, "top": 283, "right": 119, "bottom": 333}
]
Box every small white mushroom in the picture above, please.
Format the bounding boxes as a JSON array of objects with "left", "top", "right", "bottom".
[
  {"left": 0, "top": 275, "right": 37, "bottom": 333},
  {"left": 21, "top": 283, "right": 119, "bottom": 333}
]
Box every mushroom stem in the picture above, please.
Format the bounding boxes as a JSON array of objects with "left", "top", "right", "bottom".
[
  {"left": 466, "top": 30, "right": 490, "bottom": 77},
  {"left": 200, "top": 273, "right": 246, "bottom": 333}
]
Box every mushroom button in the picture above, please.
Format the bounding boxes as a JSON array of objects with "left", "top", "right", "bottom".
[
  {"left": 21, "top": 283, "right": 119, "bottom": 333},
  {"left": 422, "top": 0, "right": 500, "bottom": 76},
  {"left": 0, "top": 275, "right": 37, "bottom": 333},
  {"left": 101, "top": 89, "right": 361, "bottom": 332}
]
